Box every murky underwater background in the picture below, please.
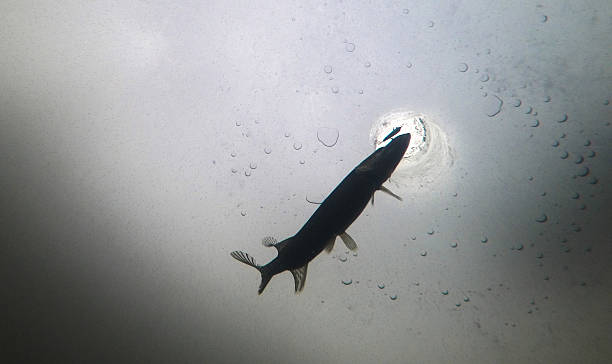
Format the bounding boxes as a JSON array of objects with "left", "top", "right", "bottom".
[{"left": 2, "top": 1, "right": 611, "bottom": 363}]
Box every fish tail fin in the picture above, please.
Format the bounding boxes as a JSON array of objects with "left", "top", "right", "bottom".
[
  {"left": 258, "top": 265, "right": 274, "bottom": 295},
  {"left": 230, "top": 251, "right": 273, "bottom": 295}
]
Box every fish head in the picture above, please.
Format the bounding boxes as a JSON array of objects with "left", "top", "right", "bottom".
[{"left": 359, "top": 132, "right": 410, "bottom": 183}]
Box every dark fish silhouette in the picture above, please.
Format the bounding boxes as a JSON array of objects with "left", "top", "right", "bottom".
[
  {"left": 382, "top": 126, "right": 402, "bottom": 142},
  {"left": 231, "top": 131, "right": 411, "bottom": 294}
]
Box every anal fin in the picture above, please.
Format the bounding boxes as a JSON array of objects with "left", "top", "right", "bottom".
[
  {"left": 324, "top": 237, "right": 336, "bottom": 253},
  {"left": 339, "top": 232, "right": 358, "bottom": 251},
  {"left": 290, "top": 264, "right": 308, "bottom": 293}
]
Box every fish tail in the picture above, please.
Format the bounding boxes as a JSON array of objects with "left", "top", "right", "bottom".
[{"left": 230, "top": 251, "right": 273, "bottom": 295}]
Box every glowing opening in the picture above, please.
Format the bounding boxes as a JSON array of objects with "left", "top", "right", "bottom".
[{"left": 369, "top": 109, "right": 453, "bottom": 183}]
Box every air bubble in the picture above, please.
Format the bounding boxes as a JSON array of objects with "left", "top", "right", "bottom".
[
  {"left": 560, "top": 151, "right": 569, "bottom": 159},
  {"left": 450, "top": 242, "right": 458, "bottom": 248},
  {"left": 531, "top": 120, "right": 540, "bottom": 127},
  {"left": 441, "top": 290, "right": 449, "bottom": 295},
  {"left": 557, "top": 114, "right": 568, "bottom": 123},
  {"left": 342, "top": 279, "right": 353, "bottom": 285},
  {"left": 576, "top": 166, "right": 589, "bottom": 177},
  {"left": 486, "top": 95, "right": 503, "bottom": 117},
  {"left": 552, "top": 140, "right": 559, "bottom": 147},
  {"left": 525, "top": 106, "right": 533, "bottom": 114},
  {"left": 512, "top": 98, "right": 522, "bottom": 107},
  {"left": 317, "top": 127, "right": 339, "bottom": 147},
  {"left": 540, "top": 15, "right": 548, "bottom": 23},
  {"left": 420, "top": 251, "right": 427, "bottom": 257},
  {"left": 390, "top": 294, "right": 398, "bottom": 300},
  {"left": 481, "top": 236, "right": 488, "bottom": 243},
  {"left": 378, "top": 283, "right": 385, "bottom": 289},
  {"left": 345, "top": 42, "right": 356, "bottom": 52},
  {"left": 240, "top": 210, "right": 247, "bottom": 216}
]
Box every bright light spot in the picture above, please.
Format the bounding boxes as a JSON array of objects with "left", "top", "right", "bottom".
[{"left": 369, "top": 109, "right": 453, "bottom": 184}]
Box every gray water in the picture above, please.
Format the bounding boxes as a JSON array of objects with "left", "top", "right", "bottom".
[{"left": 2, "top": 1, "right": 611, "bottom": 363}]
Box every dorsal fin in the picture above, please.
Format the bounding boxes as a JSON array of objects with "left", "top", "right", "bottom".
[{"left": 290, "top": 264, "right": 308, "bottom": 293}]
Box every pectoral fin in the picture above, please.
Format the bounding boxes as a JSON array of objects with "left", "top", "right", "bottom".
[
  {"left": 290, "top": 264, "right": 308, "bottom": 293},
  {"left": 340, "top": 232, "right": 358, "bottom": 251},
  {"left": 324, "top": 237, "right": 336, "bottom": 253},
  {"left": 379, "top": 185, "right": 402, "bottom": 201}
]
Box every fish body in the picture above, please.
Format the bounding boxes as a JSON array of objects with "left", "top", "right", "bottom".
[{"left": 231, "top": 132, "right": 411, "bottom": 294}]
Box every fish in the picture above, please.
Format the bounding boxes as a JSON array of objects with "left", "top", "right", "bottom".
[
  {"left": 230, "top": 131, "right": 411, "bottom": 294},
  {"left": 382, "top": 126, "right": 402, "bottom": 142}
]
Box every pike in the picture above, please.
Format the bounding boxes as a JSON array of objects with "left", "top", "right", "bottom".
[{"left": 231, "top": 130, "right": 411, "bottom": 294}]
